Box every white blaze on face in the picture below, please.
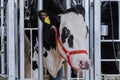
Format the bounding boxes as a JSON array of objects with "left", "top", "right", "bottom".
[{"left": 58, "top": 12, "right": 90, "bottom": 70}]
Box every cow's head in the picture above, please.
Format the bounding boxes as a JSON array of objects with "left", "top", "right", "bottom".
[{"left": 38, "top": 5, "right": 90, "bottom": 71}]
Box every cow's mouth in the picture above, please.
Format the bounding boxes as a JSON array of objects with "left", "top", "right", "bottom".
[{"left": 70, "top": 60, "right": 90, "bottom": 72}]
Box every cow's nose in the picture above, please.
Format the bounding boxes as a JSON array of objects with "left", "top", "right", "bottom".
[{"left": 79, "top": 61, "right": 90, "bottom": 69}]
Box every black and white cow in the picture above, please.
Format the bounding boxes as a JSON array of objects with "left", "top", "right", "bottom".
[{"left": 32, "top": 5, "right": 90, "bottom": 79}]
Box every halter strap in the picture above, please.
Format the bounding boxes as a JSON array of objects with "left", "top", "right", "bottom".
[{"left": 55, "top": 27, "right": 87, "bottom": 67}]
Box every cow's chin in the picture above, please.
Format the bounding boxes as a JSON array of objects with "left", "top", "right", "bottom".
[{"left": 72, "top": 66, "right": 80, "bottom": 72}]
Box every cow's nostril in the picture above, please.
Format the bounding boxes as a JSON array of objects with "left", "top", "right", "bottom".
[
  {"left": 79, "top": 61, "right": 85, "bottom": 67},
  {"left": 79, "top": 61, "right": 90, "bottom": 69}
]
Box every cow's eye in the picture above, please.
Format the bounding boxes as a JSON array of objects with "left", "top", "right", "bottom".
[
  {"left": 61, "top": 27, "right": 71, "bottom": 43},
  {"left": 62, "top": 27, "right": 70, "bottom": 37}
]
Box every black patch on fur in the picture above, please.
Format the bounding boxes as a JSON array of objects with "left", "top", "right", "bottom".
[
  {"left": 43, "top": 51, "right": 48, "bottom": 57},
  {"left": 43, "top": 0, "right": 65, "bottom": 15},
  {"left": 32, "top": 61, "right": 38, "bottom": 70},
  {"left": 64, "top": 5, "right": 85, "bottom": 17},
  {"left": 43, "top": 24, "right": 56, "bottom": 50},
  {"left": 68, "top": 35, "right": 74, "bottom": 48},
  {"left": 61, "top": 27, "right": 71, "bottom": 43}
]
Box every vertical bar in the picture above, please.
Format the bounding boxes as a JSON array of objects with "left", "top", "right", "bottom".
[
  {"left": 66, "top": 0, "right": 71, "bottom": 9},
  {"left": 1, "top": 0, "right": 5, "bottom": 74},
  {"left": 84, "top": 0, "right": 90, "bottom": 80},
  {"left": 19, "top": 0, "right": 25, "bottom": 79},
  {"left": 30, "top": 29, "right": 33, "bottom": 79},
  {"left": 66, "top": 0, "right": 71, "bottom": 80},
  {"left": 7, "top": 0, "right": 15, "bottom": 80},
  {"left": 89, "top": 0, "right": 94, "bottom": 80},
  {"left": 77, "top": 70, "right": 80, "bottom": 80},
  {"left": 82, "top": 0, "right": 85, "bottom": 7},
  {"left": 66, "top": 64, "right": 71, "bottom": 80},
  {"left": 94, "top": 0, "right": 101, "bottom": 80},
  {"left": 118, "top": 2, "right": 120, "bottom": 39},
  {"left": 38, "top": 0, "right": 43, "bottom": 80},
  {"left": 118, "top": 2, "right": 120, "bottom": 72},
  {"left": 14, "top": 0, "right": 19, "bottom": 78}
]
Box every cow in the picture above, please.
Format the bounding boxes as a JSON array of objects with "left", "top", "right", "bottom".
[{"left": 31, "top": 5, "right": 90, "bottom": 79}]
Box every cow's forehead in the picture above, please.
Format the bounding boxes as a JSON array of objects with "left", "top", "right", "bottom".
[
  {"left": 59, "top": 12, "right": 87, "bottom": 50},
  {"left": 60, "top": 12, "right": 86, "bottom": 32}
]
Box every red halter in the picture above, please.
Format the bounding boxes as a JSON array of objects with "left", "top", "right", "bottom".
[{"left": 55, "top": 27, "right": 87, "bottom": 67}]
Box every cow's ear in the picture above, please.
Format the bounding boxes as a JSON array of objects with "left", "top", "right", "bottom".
[{"left": 38, "top": 10, "right": 51, "bottom": 24}]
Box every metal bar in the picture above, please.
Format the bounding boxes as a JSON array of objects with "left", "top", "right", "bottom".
[
  {"left": 94, "top": 0, "right": 101, "bottom": 80},
  {"left": 82, "top": 0, "right": 85, "bottom": 7},
  {"left": 1, "top": 0, "right": 5, "bottom": 74},
  {"left": 7, "top": 0, "right": 15, "bottom": 79},
  {"left": 66, "top": 0, "right": 71, "bottom": 80},
  {"left": 77, "top": 70, "right": 80, "bottom": 80},
  {"left": 118, "top": 2, "right": 120, "bottom": 39},
  {"left": 101, "top": 40, "right": 120, "bottom": 42},
  {"left": 14, "top": 0, "right": 19, "bottom": 78},
  {"left": 19, "top": 0, "right": 25, "bottom": 79},
  {"left": 89, "top": 1, "right": 94, "bottom": 80},
  {"left": 66, "top": 0, "right": 71, "bottom": 9},
  {"left": 30, "top": 29, "right": 33, "bottom": 79},
  {"left": 66, "top": 64, "right": 71, "bottom": 80},
  {"left": 71, "top": 78, "right": 84, "bottom": 79},
  {"left": 84, "top": 0, "right": 90, "bottom": 80},
  {"left": 38, "top": 0, "right": 43, "bottom": 80},
  {"left": 24, "top": 28, "right": 38, "bottom": 30},
  {"left": 101, "top": 59, "right": 120, "bottom": 61},
  {"left": 101, "top": 0, "right": 120, "bottom": 1}
]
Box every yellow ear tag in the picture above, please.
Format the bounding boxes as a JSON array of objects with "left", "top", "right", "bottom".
[{"left": 44, "top": 16, "right": 51, "bottom": 24}]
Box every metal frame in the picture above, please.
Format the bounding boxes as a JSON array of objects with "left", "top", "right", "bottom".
[
  {"left": 1, "top": 0, "right": 107, "bottom": 80},
  {"left": 100, "top": 0, "right": 120, "bottom": 79},
  {"left": 93, "top": 0, "right": 120, "bottom": 80}
]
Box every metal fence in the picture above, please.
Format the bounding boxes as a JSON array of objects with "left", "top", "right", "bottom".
[{"left": 0, "top": 0, "right": 90, "bottom": 80}]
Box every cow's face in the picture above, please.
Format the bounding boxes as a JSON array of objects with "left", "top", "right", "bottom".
[
  {"left": 38, "top": 5, "right": 90, "bottom": 71},
  {"left": 59, "top": 12, "right": 90, "bottom": 70}
]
